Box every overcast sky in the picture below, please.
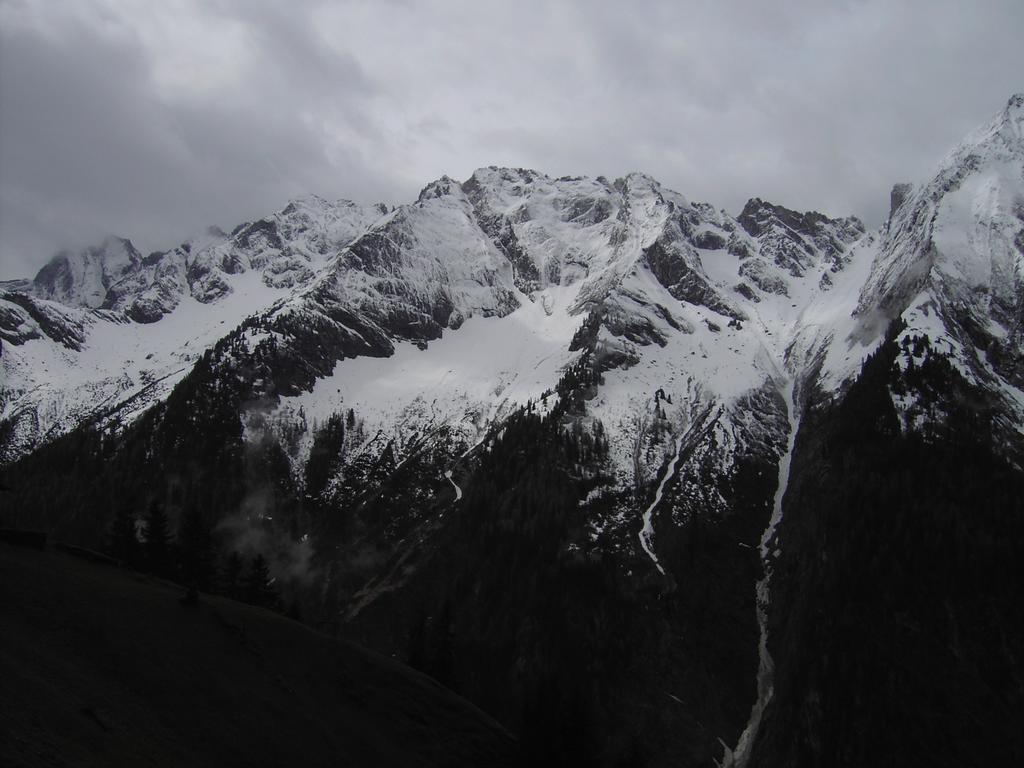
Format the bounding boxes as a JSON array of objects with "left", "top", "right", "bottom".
[{"left": 1, "top": 0, "right": 1022, "bottom": 279}]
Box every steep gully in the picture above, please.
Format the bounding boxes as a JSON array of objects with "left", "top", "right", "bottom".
[
  {"left": 720, "top": 377, "right": 800, "bottom": 768},
  {"left": 637, "top": 402, "right": 722, "bottom": 576},
  {"left": 638, "top": 437, "right": 679, "bottom": 576},
  {"left": 629, "top": 286, "right": 804, "bottom": 761},
  {"left": 633, "top": 370, "right": 799, "bottom": 764}
]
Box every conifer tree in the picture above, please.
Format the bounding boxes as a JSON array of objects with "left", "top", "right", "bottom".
[
  {"left": 408, "top": 611, "right": 428, "bottom": 672},
  {"left": 177, "top": 506, "right": 215, "bottom": 591},
  {"left": 144, "top": 499, "right": 171, "bottom": 576},
  {"left": 223, "top": 551, "right": 244, "bottom": 599},
  {"left": 109, "top": 504, "right": 138, "bottom": 566},
  {"left": 246, "top": 553, "right": 277, "bottom": 609},
  {"left": 306, "top": 413, "right": 346, "bottom": 500},
  {"left": 426, "top": 599, "right": 456, "bottom": 689}
]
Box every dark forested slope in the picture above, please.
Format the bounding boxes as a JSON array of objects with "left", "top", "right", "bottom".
[
  {"left": 0, "top": 539, "right": 520, "bottom": 768},
  {"left": 750, "top": 329, "right": 1024, "bottom": 767}
]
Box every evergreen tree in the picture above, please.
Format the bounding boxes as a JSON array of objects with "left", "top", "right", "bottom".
[
  {"left": 408, "top": 611, "right": 428, "bottom": 672},
  {"left": 426, "top": 599, "right": 456, "bottom": 690},
  {"left": 306, "top": 413, "right": 346, "bottom": 500},
  {"left": 177, "top": 506, "right": 215, "bottom": 591},
  {"left": 109, "top": 504, "right": 138, "bottom": 566},
  {"left": 143, "top": 499, "right": 171, "bottom": 576},
  {"left": 246, "top": 553, "right": 277, "bottom": 609},
  {"left": 222, "top": 551, "right": 244, "bottom": 599}
]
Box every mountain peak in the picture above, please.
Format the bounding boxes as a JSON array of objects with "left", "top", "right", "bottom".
[
  {"left": 620, "top": 171, "right": 660, "bottom": 186},
  {"left": 31, "top": 235, "right": 141, "bottom": 309},
  {"left": 1000, "top": 92, "right": 1024, "bottom": 135},
  {"left": 281, "top": 192, "right": 330, "bottom": 211},
  {"left": 736, "top": 197, "right": 862, "bottom": 240},
  {"left": 986, "top": 92, "right": 1024, "bottom": 137},
  {"left": 465, "top": 166, "right": 550, "bottom": 192},
  {"left": 417, "top": 175, "right": 464, "bottom": 203},
  {"left": 945, "top": 93, "right": 1024, "bottom": 166}
]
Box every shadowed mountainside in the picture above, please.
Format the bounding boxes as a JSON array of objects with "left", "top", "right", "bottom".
[{"left": 0, "top": 538, "right": 521, "bottom": 768}]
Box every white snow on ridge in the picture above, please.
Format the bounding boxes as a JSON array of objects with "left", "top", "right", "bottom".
[
  {"left": 467, "top": 168, "right": 681, "bottom": 299},
  {"left": 1, "top": 194, "right": 388, "bottom": 459},
  {"left": 1, "top": 271, "right": 293, "bottom": 451},
  {"left": 280, "top": 283, "right": 586, "bottom": 456},
  {"left": 789, "top": 233, "right": 884, "bottom": 391}
]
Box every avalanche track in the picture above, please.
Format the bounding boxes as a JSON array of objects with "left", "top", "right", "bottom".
[
  {"left": 638, "top": 438, "right": 680, "bottom": 576},
  {"left": 721, "top": 377, "right": 800, "bottom": 768},
  {"left": 637, "top": 403, "right": 721, "bottom": 577}
]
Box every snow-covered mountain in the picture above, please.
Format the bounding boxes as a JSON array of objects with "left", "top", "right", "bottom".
[
  {"left": 1, "top": 163, "right": 869, "bottom": 471},
  {"left": 0, "top": 196, "right": 383, "bottom": 460},
  {"left": 856, "top": 93, "right": 1024, "bottom": 445},
  {"left": 30, "top": 235, "right": 143, "bottom": 309},
  {"left": 2, "top": 94, "right": 1023, "bottom": 768}
]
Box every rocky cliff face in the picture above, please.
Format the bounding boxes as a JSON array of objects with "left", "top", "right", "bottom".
[
  {"left": 852, "top": 93, "right": 1024, "bottom": 452},
  {"left": 31, "top": 236, "right": 142, "bottom": 309}
]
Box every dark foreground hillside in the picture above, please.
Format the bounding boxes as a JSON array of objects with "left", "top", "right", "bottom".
[{"left": 0, "top": 538, "right": 520, "bottom": 768}]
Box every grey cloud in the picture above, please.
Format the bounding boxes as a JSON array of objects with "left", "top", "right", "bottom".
[
  {"left": 2, "top": 0, "right": 1023, "bottom": 279},
  {"left": 0, "top": 0, "right": 390, "bottom": 277}
]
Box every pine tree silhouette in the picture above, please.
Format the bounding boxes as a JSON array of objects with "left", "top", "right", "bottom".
[
  {"left": 246, "top": 553, "right": 277, "bottom": 609},
  {"left": 426, "top": 599, "right": 456, "bottom": 690},
  {"left": 223, "top": 551, "right": 244, "bottom": 600},
  {"left": 144, "top": 499, "right": 171, "bottom": 577},
  {"left": 177, "top": 506, "right": 214, "bottom": 591},
  {"left": 109, "top": 504, "right": 138, "bottom": 566}
]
